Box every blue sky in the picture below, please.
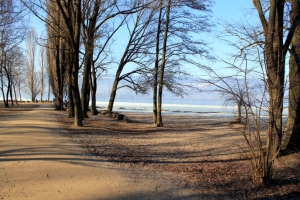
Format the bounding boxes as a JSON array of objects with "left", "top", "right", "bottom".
[
  {"left": 209, "top": 1, "right": 257, "bottom": 57},
  {"left": 24, "top": 1, "right": 259, "bottom": 105},
  {"left": 212, "top": 1, "right": 255, "bottom": 20},
  {"left": 30, "top": 1, "right": 257, "bottom": 64}
]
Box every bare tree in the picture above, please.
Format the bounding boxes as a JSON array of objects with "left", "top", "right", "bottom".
[
  {"left": 45, "top": 1, "right": 66, "bottom": 110},
  {"left": 152, "top": 0, "right": 213, "bottom": 126},
  {"left": 81, "top": 0, "right": 124, "bottom": 117},
  {"left": 282, "top": 0, "right": 300, "bottom": 153},
  {"left": 22, "top": 0, "right": 84, "bottom": 126},
  {"left": 0, "top": 0, "right": 27, "bottom": 106},
  {"left": 25, "top": 27, "right": 40, "bottom": 102},
  {"left": 11, "top": 47, "right": 26, "bottom": 102},
  {"left": 55, "top": 0, "right": 83, "bottom": 126},
  {"left": 39, "top": 39, "right": 47, "bottom": 102},
  {"left": 202, "top": 70, "right": 249, "bottom": 124},
  {"left": 81, "top": 0, "right": 154, "bottom": 116},
  {"left": 211, "top": 0, "right": 300, "bottom": 183},
  {"left": 155, "top": 0, "right": 171, "bottom": 127},
  {"left": 253, "top": 0, "right": 300, "bottom": 183},
  {"left": 106, "top": 5, "right": 156, "bottom": 112}
]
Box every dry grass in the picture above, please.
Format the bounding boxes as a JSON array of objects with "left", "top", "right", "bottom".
[
  {"left": 0, "top": 101, "right": 53, "bottom": 109},
  {"left": 1, "top": 103, "right": 299, "bottom": 199},
  {"left": 58, "top": 111, "right": 300, "bottom": 199}
]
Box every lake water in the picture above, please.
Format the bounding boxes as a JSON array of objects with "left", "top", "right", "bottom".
[
  {"left": 96, "top": 101, "right": 239, "bottom": 118},
  {"left": 96, "top": 100, "right": 288, "bottom": 119}
]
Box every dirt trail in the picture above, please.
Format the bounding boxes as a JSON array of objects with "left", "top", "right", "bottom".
[{"left": 0, "top": 104, "right": 188, "bottom": 200}]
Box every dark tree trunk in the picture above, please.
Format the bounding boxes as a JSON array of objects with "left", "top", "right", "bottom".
[
  {"left": 55, "top": 44, "right": 64, "bottom": 110},
  {"left": 264, "top": 2, "right": 285, "bottom": 183},
  {"left": 252, "top": 0, "right": 296, "bottom": 183},
  {"left": 12, "top": 81, "right": 18, "bottom": 105},
  {"left": 68, "top": 52, "right": 74, "bottom": 118},
  {"left": 48, "top": 79, "right": 51, "bottom": 102},
  {"left": 157, "top": 0, "right": 171, "bottom": 127},
  {"left": 283, "top": 23, "right": 300, "bottom": 152},
  {"left": 107, "top": 62, "right": 125, "bottom": 112},
  {"left": 153, "top": 1, "right": 163, "bottom": 125},
  {"left": 107, "top": 77, "right": 120, "bottom": 112},
  {"left": 3, "top": 58, "right": 10, "bottom": 107},
  {"left": 81, "top": 0, "right": 101, "bottom": 117},
  {"left": 237, "top": 101, "right": 242, "bottom": 123},
  {"left": 81, "top": 46, "right": 92, "bottom": 118},
  {"left": 71, "top": 50, "right": 83, "bottom": 126},
  {"left": 90, "top": 62, "right": 98, "bottom": 115},
  {"left": 9, "top": 79, "right": 14, "bottom": 105}
]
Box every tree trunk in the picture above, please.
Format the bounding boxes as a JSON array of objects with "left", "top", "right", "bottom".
[
  {"left": 71, "top": 58, "right": 83, "bottom": 126},
  {"left": 3, "top": 54, "right": 11, "bottom": 107},
  {"left": 72, "top": 0, "right": 83, "bottom": 126},
  {"left": 107, "top": 77, "right": 119, "bottom": 111},
  {"left": 1, "top": 71, "right": 8, "bottom": 107},
  {"left": 237, "top": 101, "right": 242, "bottom": 123},
  {"left": 67, "top": 51, "right": 74, "bottom": 118},
  {"left": 90, "top": 65, "right": 98, "bottom": 115},
  {"left": 9, "top": 78, "right": 14, "bottom": 105},
  {"left": 81, "top": 44, "right": 92, "bottom": 118},
  {"left": 18, "top": 78, "right": 22, "bottom": 102},
  {"left": 153, "top": 65, "right": 158, "bottom": 124},
  {"left": 81, "top": 0, "right": 101, "bottom": 117},
  {"left": 60, "top": 47, "right": 66, "bottom": 106},
  {"left": 48, "top": 80, "right": 51, "bottom": 102},
  {"left": 13, "top": 81, "right": 18, "bottom": 105},
  {"left": 55, "top": 44, "right": 64, "bottom": 110},
  {"left": 283, "top": 31, "right": 300, "bottom": 151},
  {"left": 157, "top": 0, "right": 171, "bottom": 127},
  {"left": 107, "top": 62, "right": 125, "bottom": 112},
  {"left": 253, "top": 0, "right": 287, "bottom": 183},
  {"left": 153, "top": 1, "right": 163, "bottom": 125}
]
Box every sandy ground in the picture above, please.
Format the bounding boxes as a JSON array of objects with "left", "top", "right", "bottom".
[
  {"left": 0, "top": 102, "right": 299, "bottom": 199},
  {"left": 0, "top": 103, "right": 188, "bottom": 200}
]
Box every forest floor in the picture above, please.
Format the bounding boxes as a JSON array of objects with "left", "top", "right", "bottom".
[{"left": 0, "top": 102, "right": 299, "bottom": 199}]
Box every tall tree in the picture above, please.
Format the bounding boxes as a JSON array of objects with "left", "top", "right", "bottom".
[
  {"left": 13, "top": 47, "right": 26, "bottom": 102},
  {"left": 152, "top": 0, "right": 163, "bottom": 125},
  {"left": 156, "top": 0, "right": 171, "bottom": 127},
  {"left": 25, "top": 27, "right": 40, "bottom": 102},
  {"left": 82, "top": 0, "right": 152, "bottom": 115},
  {"left": 56, "top": 0, "right": 83, "bottom": 126},
  {"left": 283, "top": 0, "right": 300, "bottom": 152},
  {"left": 107, "top": 6, "right": 155, "bottom": 112},
  {"left": 81, "top": 0, "right": 103, "bottom": 118},
  {"left": 0, "top": 0, "right": 27, "bottom": 106},
  {"left": 81, "top": 0, "right": 123, "bottom": 117},
  {"left": 252, "top": 0, "right": 300, "bottom": 183},
  {"left": 39, "top": 41, "right": 47, "bottom": 102},
  {"left": 22, "top": 0, "right": 83, "bottom": 126},
  {"left": 152, "top": 0, "right": 212, "bottom": 126}
]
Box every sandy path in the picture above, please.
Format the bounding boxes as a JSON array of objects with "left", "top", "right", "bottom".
[{"left": 0, "top": 104, "right": 186, "bottom": 200}]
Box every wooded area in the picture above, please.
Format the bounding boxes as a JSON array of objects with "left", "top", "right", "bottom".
[{"left": 0, "top": 0, "right": 299, "bottom": 185}]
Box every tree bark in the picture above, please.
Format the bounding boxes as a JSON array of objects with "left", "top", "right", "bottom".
[
  {"left": 81, "top": 0, "right": 101, "bottom": 117},
  {"left": 107, "top": 73, "right": 121, "bottom": 111},
  {"left": 81, "top": 50, "right": 91, "bottom": 117},
  {"left": 71, "top": 52, "right": 83, "bottom": 126},
  {"left": 157, "top": 0, "right": 171, "bottom": 127},
  {"left": 3, "top": 57, "right": 11, "bottom": 107},
  {"left": 55, "top": 0, "right": 83, "bottom": 126},
  {"left": 283, "top": 24, "right": 300, "bottom": 152},
  {"left": 68, "top": 57, "right": 74, "bottom": 118},
  {"left": 237, "top": 101, "right": 242, "bottom": 123},
  {"left": 253, "top": 0, "right": 286, "bottom": 183},
  {"left": 153, "top": 1, "right": 163, "bottom": 125},
  {"left": 90, "top": 64, "right": 98, "bottom": 115},
  {"left": 55, "top": 44, "right": 64, "bottom": 110}
]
